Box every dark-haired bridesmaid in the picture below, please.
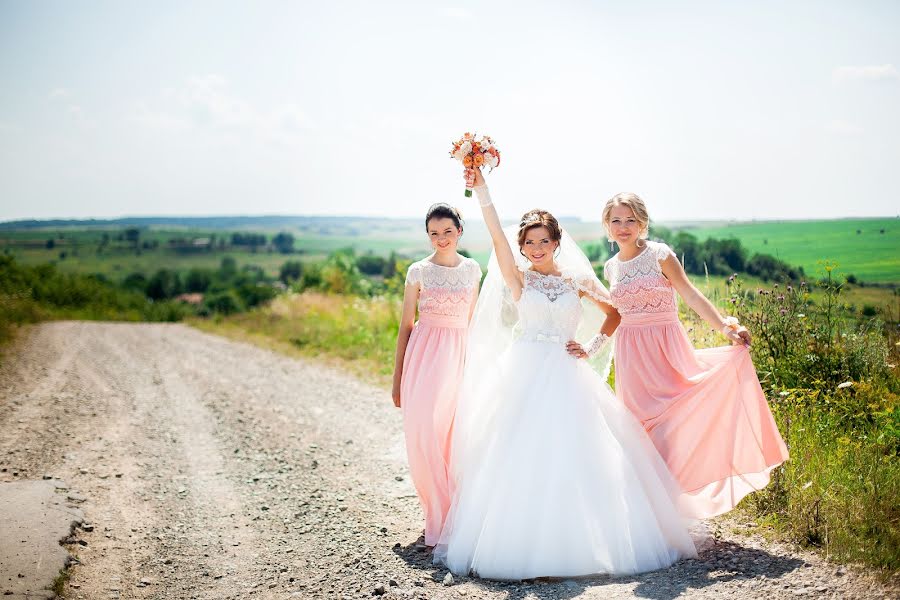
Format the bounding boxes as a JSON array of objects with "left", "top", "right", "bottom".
[{"left": 392, "top": 203, "right": 482, "bottom": 546}]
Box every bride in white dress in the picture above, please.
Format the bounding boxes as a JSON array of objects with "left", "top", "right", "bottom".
[{"left": 432, "top": 168, "right": 697, "bottom": 580}]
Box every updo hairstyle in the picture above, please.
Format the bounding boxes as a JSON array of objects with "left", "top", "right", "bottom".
[{"left": 516, "top": 209, "right": 563, "bottom": 253}]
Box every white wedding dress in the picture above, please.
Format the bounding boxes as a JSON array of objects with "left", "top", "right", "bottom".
[{"left": 433, "top": 268, "right": 697, "bottom": 580}]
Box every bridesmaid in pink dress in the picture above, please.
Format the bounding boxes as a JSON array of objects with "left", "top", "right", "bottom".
[
  {"left": 598, "top": 193, "right": 788, "bottom": 519},
  {"left": 392, "top": 203, "right": 482, "bottom": 546}
]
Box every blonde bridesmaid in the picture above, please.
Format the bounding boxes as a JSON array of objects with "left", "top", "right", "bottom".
[
  {"left": 392, "top": 203, "right": 481, "bottom": 546},
  {"left": 597, "top": 192, "right": 789, "bottom": 519}
]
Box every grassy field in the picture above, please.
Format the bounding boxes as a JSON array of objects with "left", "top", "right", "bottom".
[
  {"left": 3, "top": 216, "right": 898, "bottom": 296},
  {"left": 681, "top": 217, "right": 899, "bottom": 284}
]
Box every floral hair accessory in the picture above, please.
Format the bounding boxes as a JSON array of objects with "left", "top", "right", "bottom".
[
  {"left": 521, "top": 212, "right": 542, "bottom": 226},
  {"left": 450, "top": 132, "right": 501, "bottom": 197}
]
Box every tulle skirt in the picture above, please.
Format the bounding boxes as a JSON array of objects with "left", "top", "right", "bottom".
[
  {"left": 614, "top": 312, "right": 789, "bottom": 519},
  {"left": 433, "top": 338, "right": 697, "bottom": 580},
  {"left": 401, "top": 315, "right": 468, "bottom": 545}
]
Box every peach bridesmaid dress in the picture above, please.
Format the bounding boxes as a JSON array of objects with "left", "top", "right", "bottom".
[
  {"left": 604, "top": 241, "right": 789, "bottom": 519},
  {"left": 401, "top": 257, "right": 481, "bottom": 545}
]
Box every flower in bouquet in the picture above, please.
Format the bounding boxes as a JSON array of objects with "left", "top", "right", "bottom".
[{"left": 450, "top": 133, "right": 500, "bottom": 197}]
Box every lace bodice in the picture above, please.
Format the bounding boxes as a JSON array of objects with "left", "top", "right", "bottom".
[
  {"left": 406, "top": 257, "right": 482, "bottom": 318},
  {"left": 515, "top": 270, "right": 603, "bottom": 343},
  {"left": 604, "top": 241, "right": 678, "bottom": 315}
]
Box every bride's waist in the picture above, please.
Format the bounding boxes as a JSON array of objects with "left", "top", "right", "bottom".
[{"left": 515, "top": 331, "right": 573, "bottom": 344}]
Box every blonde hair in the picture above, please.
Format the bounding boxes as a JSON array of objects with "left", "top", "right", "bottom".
[{"left": 602, "top": 192, "right": 650, "bottom": 242}]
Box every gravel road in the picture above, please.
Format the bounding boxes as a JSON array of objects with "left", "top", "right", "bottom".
[{"left": 0, "top": 321, "right": 894, "bottom": 599}]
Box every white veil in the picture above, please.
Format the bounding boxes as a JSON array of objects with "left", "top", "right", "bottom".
[{"left": 450, "top": 226, "right": 615, "bottom": 482}]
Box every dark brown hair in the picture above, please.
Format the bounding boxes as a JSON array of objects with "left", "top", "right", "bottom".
[
  {"left": 425, "top": 203, "right": 464, "bottom": 233},
  {"left": 517, "top": 209, "right": 562, "bottom": 249}
]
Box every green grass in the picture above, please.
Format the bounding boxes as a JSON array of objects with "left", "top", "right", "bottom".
[{"left": 681, "top": 218, "right": 899, "bottom": 284}]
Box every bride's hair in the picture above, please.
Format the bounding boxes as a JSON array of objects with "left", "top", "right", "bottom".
[
  {"left": 517, "top": 209, "right": 562, "bottom": 249},
  {"left": 426, "top": 203, "right": 464, "bottom": 233},
  {"left": 602, "top": 193, "right": 650, "bottom": 242}
]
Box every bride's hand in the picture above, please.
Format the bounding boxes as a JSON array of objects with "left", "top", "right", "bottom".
[
  {"left": 566, "top": 340, "right": 587, "bottom": 359},
  {"left": 464, "top": 167, "right": 486, "bottom": 188}
]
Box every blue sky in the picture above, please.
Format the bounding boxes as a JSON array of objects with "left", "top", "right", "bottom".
[{"left": 1, "top": 0, "right": 898, "bottom": 222}]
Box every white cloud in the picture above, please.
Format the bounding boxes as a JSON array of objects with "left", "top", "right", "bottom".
[
  {"left": 825, "top": 119, "right": 863, "bottom": 135},
  {"left": 47, "top": 87, "right": 70, "bottom": 100},
  {"left": 130, "top": 75, "right": 313, "bottom": 146},
  {"left": 832, "top": 64, "right": 900, "bottom": 84}
]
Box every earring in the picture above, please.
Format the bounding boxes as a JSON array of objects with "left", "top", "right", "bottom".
[{"left": 608, "top": 239, "right": 615, "bottom": 252}]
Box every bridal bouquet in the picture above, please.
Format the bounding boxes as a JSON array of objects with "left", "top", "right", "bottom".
[{"left": 450, "top": 133, "right": 500, "bottom": 196}]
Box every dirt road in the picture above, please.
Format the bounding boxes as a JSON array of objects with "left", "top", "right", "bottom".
[{"left": 0, "top": 322, "right": 892, "bottom": 599}]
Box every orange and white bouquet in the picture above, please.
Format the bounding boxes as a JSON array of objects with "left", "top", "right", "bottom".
[{"left": 450, "top": 133, "right": 500, "bottom": 196}]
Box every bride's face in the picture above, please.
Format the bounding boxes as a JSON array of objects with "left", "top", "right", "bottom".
[
  {"left": 521, "top": 226, "right": 558, "bottom": 267},
  {"left": 427, "top": 217, "right": 462, "bottom": 254}
]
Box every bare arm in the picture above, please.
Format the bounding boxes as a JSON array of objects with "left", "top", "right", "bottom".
[
  {"left": 467, "top": 168, "right": 524, "bottom": 300},
  {"left": 391, "top": 282, "right": 419, "bottom": 407},
  {"left": 660, "top": 255, "right": 750, "bottom": 345},
  {"left": 566, "top": 288, "right": 621, "bottom": 358}
]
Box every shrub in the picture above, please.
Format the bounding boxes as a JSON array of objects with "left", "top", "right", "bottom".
[
  {"left": 203, "top": 290, "right": 243, "bottom": 315},
  {"left": 279, "top": 260, "right": 303, "bottom": 284}
]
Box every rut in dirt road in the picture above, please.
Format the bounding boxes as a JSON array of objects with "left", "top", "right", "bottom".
[{"left": 0, "top": 321, "right": 893, "bottom": 599}]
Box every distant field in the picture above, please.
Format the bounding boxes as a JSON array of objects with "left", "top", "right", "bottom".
[
  {"left": 679, "top": 217, "right": 899, "bottom": 284},
  {"left": 2, "top": 217, "right": 896, "bottom": 310}
]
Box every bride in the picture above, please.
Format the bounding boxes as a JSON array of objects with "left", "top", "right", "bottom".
[{"left": 432, "top": 168, "right": 697, "bottom": 580}]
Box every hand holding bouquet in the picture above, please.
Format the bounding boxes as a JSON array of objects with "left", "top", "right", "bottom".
[{"left": 450, "top": 133, "right": 500, "bottom": 197}]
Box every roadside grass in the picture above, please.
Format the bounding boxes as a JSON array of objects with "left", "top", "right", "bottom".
[
  {"left": 51, "top": 567, "right": 71, "bottom": 596},
  {"left": 190, "top": 292, "right": 400, "bottom": 387}
]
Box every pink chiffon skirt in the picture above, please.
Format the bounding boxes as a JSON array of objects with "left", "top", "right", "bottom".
[
  {"left": 614, "top": 312, "right": 789, "bottom": 519},
  {"left": 400, "top": 313, "right": 467, "bottom": 545}
]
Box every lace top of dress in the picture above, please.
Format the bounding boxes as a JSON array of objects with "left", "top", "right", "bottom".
[
  {"left": 603, "top": 241, "right": 678, "bottom": 315},
  {"left": 515, "top": 270, "right": 608, "bottom": 342},
  {"left": 405, "top": 257, "right": 482, "bottom": 318}
]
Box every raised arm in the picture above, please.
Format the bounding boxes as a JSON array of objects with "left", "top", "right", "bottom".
[
  {"left": 466, "top": 168, "right": 524, "bottom": 300},
  {"left": 660, "top": 255, "right": 751, "bottom": 346}
]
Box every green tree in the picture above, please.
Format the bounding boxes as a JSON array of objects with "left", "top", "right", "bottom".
[
  {"left": 272, "top": 232, "right": 295, "bottom": 254},
  {"left": 185, "top": 268, "right": 213, "bottom": 293},
  {"left": 146, "top": 269, "right": 183, "bottom": 300},
  {"left": 279, "top": 260, "right": 303, "bottom": 284}
]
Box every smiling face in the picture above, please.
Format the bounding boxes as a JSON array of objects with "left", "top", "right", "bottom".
[
  {"left": 607, "top": 204, "right": 644, "bottom": 247},
  {"left": 521, "top": 225, "right": 559, "bottom": 267},
  {"left": 427, "top": 216, "right": 462, "bottom": 254}
]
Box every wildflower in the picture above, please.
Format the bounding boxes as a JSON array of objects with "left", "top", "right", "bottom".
[
  {"left": 800, "top": 281, "right": 807, "bottom": 287},
  {"left": 757, "top": 288, "right": 764, "bottom": 295},
  {"left": 777, "top": 295, "right": 785, "bottom": 302},
  {"left": 837, "top": 381, "right": 853, "bottom": 389},
  {"left": 773, "top": 283, "right": 779, "bottom": 289},
  {"left": 802, "top": 481, "right": 813, "bottom": 490},
  {"left": 797, "top": 313, "right": 805, "bottom": 318},
  {"left": 780, "top": 309, "right": 787, "bottom": 315},
  {"left": 787, "top": 285, "right": 793, "bottom": 292},
  {"left": 779, "top": 390, "right": 790, "bottom": 397}
]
